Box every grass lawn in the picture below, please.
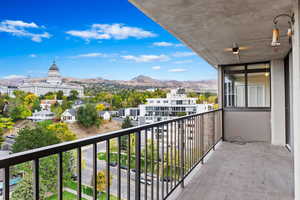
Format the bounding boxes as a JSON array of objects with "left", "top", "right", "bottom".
[
  {"left": 46, "top": 191, "right": 87, "bottom": 200},
  {"left": 64, "top": 180, "right": 118, "bottom": 200}
]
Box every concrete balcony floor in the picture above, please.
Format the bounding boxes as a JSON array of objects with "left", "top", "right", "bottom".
[{"left": 173, "top": 142, "right": 294, "bottom": 200}]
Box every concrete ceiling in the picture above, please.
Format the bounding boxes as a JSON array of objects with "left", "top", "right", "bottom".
[{"left": 129, "top": 0, "right": 293, "bottom": 66}]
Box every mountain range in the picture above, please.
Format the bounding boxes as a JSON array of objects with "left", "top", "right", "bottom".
[{"left": 0, "top": 75, "right": 217, "bottom": 91}]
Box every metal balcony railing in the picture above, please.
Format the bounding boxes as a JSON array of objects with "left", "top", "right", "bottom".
[{"left": 0, "top": 109, "right": 223, "bottom": 200}]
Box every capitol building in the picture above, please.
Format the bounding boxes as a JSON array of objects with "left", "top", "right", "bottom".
[{"left": 1, "top": 62, "right": 84, "bottom": 97}]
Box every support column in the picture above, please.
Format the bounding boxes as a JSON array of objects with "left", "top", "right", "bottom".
[
  {"left": 270, "top": 59, "right": 286, "bottom": 145},
  {"left": 292, "top": 0, "right": 300, "bottom": 199},
  {"left": 217, "top": 66, "right": 223, "bottom": 107}
]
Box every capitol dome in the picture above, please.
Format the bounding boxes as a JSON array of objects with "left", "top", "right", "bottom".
[
  {"left": 49, "top": 62, "right": 59, "bottom": 71},
  {"left": 47, "top": 61, "right": 62, "bottom": 84}
]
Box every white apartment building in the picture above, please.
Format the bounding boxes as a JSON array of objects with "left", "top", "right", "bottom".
[{"left": 139, "top": 88, "right": 213, "bottom": 124}]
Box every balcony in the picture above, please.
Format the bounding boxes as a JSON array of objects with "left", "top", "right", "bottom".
[{"left": 0, "top": 109, "right": 293, "bottom": 199}]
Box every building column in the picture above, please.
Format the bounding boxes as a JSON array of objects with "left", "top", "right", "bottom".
[
  {"left": 270, "top": 59, "right": 286, "bottom": 145},
  {"left": 292, "top": 0, "right": 300, "bottom": 199},
  {"left": 217, "top": 66, "right": 223, "bottom": 107}
]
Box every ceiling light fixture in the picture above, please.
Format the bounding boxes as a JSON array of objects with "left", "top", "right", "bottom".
[
  {"left": 232, "top": 46, "right": 240, "bottom": 55},
  {"left": 271, "top": 13, "right": 295, "bottom": 47}
]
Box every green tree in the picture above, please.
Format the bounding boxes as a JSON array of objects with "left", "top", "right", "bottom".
[
  {"left": 11, "top": 122, "right": 75, "bottom": 199},
  {"left": 120, "top": 117, "right": 133, "bottom": 150},
  {"left": 31, "top": 99, "right": 41, "bottom": 112},
  {"left": 47, "top": 122, "right": 77, "bottom": 142},
  {"left": 51, "top": 103, "right": 64, "bottom": 119},
  {"left": 94, "top": 170, "right": 112, "bottom": 194},
  {"left": 96, "top": 103, "right": 106, "bottom": 111},
  {"left": 0, "top": 117, "right": 14, "bottom": 145},
  {"left": 44, "top": 92, "right": 56, "bottom": 100},
  {"left": 121, "top": 116, "right": 133, "bottom": 129},
  {"left": 196, "top": 95, "right": 207, "bottom": 104},
  {"left": 11, "top": 175, "right": 36, "bottom": 200},
  {"left": 77, "top": 104, "right": 100, "bottom": 128},
  {"left": 10, "top": 105, "right": 32, "bottom": 121},
  {"left": 68, "top": 90, "right": 79, "bottom": 100},
  {"left": 12, "top": 126, "right": 60, "bottom": 153},
  {"left": 56, "top": 90, "right": 64, "bottom": 100}
]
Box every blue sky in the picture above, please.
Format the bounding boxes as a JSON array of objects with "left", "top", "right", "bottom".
[{"left": 0, "top": 0, "right": 216, "bottom": 81}]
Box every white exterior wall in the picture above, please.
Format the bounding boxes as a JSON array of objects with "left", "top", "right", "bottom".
[
  {"left": 270, "top": 59, "right": 286, "bottom": 145},
  {"left": 292, "top": 0, "right": 300, "bottom": 198}
]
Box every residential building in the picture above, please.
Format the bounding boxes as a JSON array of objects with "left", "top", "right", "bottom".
[
  {"left": 18, "top": 62, "right": 84, "bottom": 97},
  {"left": 61, "top": 108, "right": 77, "bottom": 123},
  {"left": 119, "top": 107, "right": 140, "bottom": 120},
  {"left": 139, "top": 88, "right": 213, "bottom": 124},
  {"left": 27, "top": 110, "right": 55, "bottom": 122},
  {"left": 40, "top": 99, "right": 63, "bottom": 111},
  {"left": 0, "top": 86, "right": 18, "bottom": 97},
  {"left": 99, "top": 111, "right": 111, "bottom": 121}
]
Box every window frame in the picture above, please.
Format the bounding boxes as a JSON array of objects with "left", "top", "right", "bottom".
[{"left": 222, "top": 61, "right": 271, "bottom": 110}]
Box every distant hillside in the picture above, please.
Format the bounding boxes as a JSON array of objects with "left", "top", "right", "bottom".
[{"left": 0, "top": 75, "right": 217, "bottom": 91}]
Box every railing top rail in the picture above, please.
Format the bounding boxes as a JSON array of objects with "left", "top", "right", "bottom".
[{"left": 0, "top": 109, "right": 222, "bottom": 167}]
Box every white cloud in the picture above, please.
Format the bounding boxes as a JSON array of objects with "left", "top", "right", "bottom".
[
  {"left": 172, "top": 51, "right": 197, "bottom": 57},
  {"left": 0, "top": 20, "right": 51, "bottom": 42},
  {"left": 168, "top": 68, "right": 187, "bottom": 72},
  {"left": 66, "top": 23, "right": 156, "bottom": 41},
  {"left": 153, "top": 41, "right": 184, "bottom": 47},
  {"left": 173, "top": 59, "right": 193, "bottom": 64},
  {"left": 152, "top": 66, "right": 161, "bottom": 70},
  {"left": 122, "top": 54, "right": 170, "bottom": 63},
  {"left": 3, "top": 20, "right": 38, "bottom": 28},
  {"left": 29, "top": 54, "right": 37, "bottom": 58},
  {"left": 3, "top": 75, "right": 27, "bottom": 79},
  {"left": 71, "top": 52, "right": 110, "bottom": 58}
]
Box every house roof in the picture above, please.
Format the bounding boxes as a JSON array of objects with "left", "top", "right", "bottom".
[{"left": 64, "top": 108, "right": 76, "bottom": 116}]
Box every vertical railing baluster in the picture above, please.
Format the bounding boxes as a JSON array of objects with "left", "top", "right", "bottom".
[
  {"left": 77, "top": 147, "right": 82, "bottom": 200},
  {"left": 145, "top": 129, "right": 148, "bottom": 200},
  {"left": 212, "top": 113, "right": 216, "bottom": 150},
  {"left": 117, "top": 137, "right": 121, "bottom": 200},
  {"left": 180, "top": 120, "right": 185, "bottom": 188},
  {"left": 170, "top": 121, "right": 173, "bottom": 190},
  {"left": 135, "top": 131, "right": 141, "bottom": 200},
  {"left": 106, "top": 140, "right": 110, "bottom": 200},
  {"left": 161, "top": 125, "right": 165, "bottom": 199},
  {"left": 4, "top": 166, "right": 9, "bottom": 200},
  {"left": 58, "top": 153, "right": 63, "bottom": 200},
  {"left": 195, "top": 116, "right": 198, "bottom": 162},
  {"left": 93, "top": 144, "right": 97, "bottom": 200},
  {"left": 127, "top": 134, "right": 131, "bottom": 200},
  {"left": 151, "top": 127, "right": 154, "bottom": 200},
  {"left": 201, "top": 115, "right": 205, "bottom": 164},
  {"left": 177, "top": 121, "right": 180, "bottom": 185},
  {"left": 193, "top": 117, "right": 197, "bottom": 165},
  {"left": 33, "top": 159, "right": 39, "bottom": 200},
  {"left": 190, "top": 118, "right": 193, "bottom": 168},
  {"left": 197, "top": 116, "right": 200, "bottom": 161},
  {"left": 166, "top": 123, "right": 169, "bottom": 194},
  {"left": 156, "top": 126, "right": 160, "bottom": 200}
]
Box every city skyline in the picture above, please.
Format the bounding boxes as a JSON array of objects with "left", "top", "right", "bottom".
[{"left": 0, "top": 0, "right": 216, "bottom": 81}]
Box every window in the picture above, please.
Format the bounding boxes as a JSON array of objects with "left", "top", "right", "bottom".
[
  {"left": 247, "top": 72, "right": 270, "bottom": 107},
  {"left": 223, "top": 63, "right": 270, "bottom": 108},
  {"left": 224, "top": 73, "right": 246, "bottom": 107}
]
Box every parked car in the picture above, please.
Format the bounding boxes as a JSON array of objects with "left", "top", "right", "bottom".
[
  {"left": 161, "top": 176, "right": 173, "bottom": 182},
  {"left": 140, "top": 177, "right": 152, "bottom": 185},
  {"left": 109, "top": 161, "right": 117, "bottom": 167},
  {"left": 120, "top": 165, "right": 128, "bottom": 170}
]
